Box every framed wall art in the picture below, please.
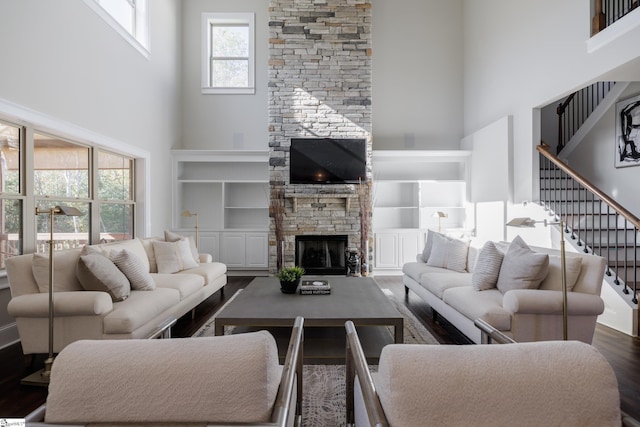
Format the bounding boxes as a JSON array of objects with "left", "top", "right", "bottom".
[{"left": 615, "top": 94, "right": 640, "bottom": 168}]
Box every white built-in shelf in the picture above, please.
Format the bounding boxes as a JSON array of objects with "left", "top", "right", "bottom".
[
  {"left": 172, "top": 150, "right": 270, "bottom": 269},
  {"left": 371, "top": 150, "right": 472, "bottom": 270}
]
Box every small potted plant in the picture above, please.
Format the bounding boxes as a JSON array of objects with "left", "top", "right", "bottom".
[{"left": 277, "top": 266, "right": 305, "bottom": 294}]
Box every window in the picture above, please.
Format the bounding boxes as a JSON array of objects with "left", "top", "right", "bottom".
[
  {"left": 34, "top": 134, "right": 91, "bottom": 251},
  {"left": 201, "top": 13, "right": 255, "bottom": 95},
  {"left": 98, "top": 150, "right": 134, "bottom": 242},
  {"left": 0, "top": 121, "right": 23, "bottom": 268},
  {"left": 82, "top": 0, "right": 150, "bottom": 58}
]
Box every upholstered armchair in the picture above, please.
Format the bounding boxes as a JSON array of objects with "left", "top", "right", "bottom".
[
  {"left": 345, "top": 320, "right": 624, "bottom": 427},
  {"left": 26, "top": 317, "right": 304, "bottom": 426}
]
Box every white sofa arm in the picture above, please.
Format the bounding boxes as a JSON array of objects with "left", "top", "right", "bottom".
[
  {"left": 7, "top": 291, "right": 113, "bottom": 317},
  {"left": 199, "top": 253, "right": 213, "bottom": 263},
  {"left": 503, "top": 289, "right": 605, "bottom": 316}
]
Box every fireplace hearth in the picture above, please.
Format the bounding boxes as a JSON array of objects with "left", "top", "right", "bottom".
[{"left": 295, "top": 235, "right": 347, "bottom": 275}]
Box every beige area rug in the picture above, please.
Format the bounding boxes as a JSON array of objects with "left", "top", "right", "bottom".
[{"left": 194, "top": 288, "right": 439, "bottom": 427}]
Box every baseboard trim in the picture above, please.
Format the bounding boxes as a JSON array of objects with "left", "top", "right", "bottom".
[{"left": 0, "top": 322, "right": 20, "bottom": 351}]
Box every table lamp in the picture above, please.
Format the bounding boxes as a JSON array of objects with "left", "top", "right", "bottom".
[
  {"left": 181, "top": 210, "right": 199, "bottom": 248},
  {"left": 433, "top": 211, "right": 448, "bottom": 233}
]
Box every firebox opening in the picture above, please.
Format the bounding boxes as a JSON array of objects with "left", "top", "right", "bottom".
[{"left": 295, "top": 235, "right": 348, "bottom": 275}]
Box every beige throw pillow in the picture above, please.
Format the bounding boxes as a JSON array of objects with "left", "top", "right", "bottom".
[
  {"left": 472, "top": 241, "right": 505, "bottom": 291},
  {"left": 110, "top": 249, "right": 156, "bottom": 291},
  {"left": 32, "top": 251, "right": 83, "bottom": 293},
  {"left": 76, "top": 253, "right": 130, "bottom": 302},
  {"left": 165, "top": 230, "right": 199, "bottom": 264},
  {"left": 496, "top": 236, "right": 549, "bottom": 293},
  {"left": 152, "top": 239, "right": 199, "bottom": 274},
  {"left": 426, "top": 232, "right": 470, "bottom": 272},
  {"left": 539, "top": 255, "right": 583, "bottom": 292}
]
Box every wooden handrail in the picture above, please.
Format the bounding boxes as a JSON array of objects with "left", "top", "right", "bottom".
[{"left": 538, "top": 143, "right": 640, "bottom": 229}]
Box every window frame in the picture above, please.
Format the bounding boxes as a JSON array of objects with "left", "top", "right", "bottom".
[
  {"left": 201, "top": 12, "right": 255, "bottom": 95},
  {"left": 82, "top": 0, "right": 150, "bottom": 59}
]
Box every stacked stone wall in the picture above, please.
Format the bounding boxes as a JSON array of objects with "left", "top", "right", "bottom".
[{"left": 268, "top": 0, "right": 372, "bottom": 272}]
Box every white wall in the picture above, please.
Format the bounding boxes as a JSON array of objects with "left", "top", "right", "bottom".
[
  {"left": 463, "top": 0, "right": 640, "bottom": 204},
  {"left": 179, "top": 0, "right": 465, "bottom": 152},
  {"left": 0, "top": 0, "right": 182, "bottom": 237},
  {"left": 371, "top": 0, "right": 464, "bottom": 150},
  {"left": 180, "top": 0, "right": 269, "bottom": 150},
  {"left": 569, "top": 83, "right": 640, "bottom": 217}
]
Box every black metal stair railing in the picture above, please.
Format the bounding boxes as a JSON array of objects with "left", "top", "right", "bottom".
[
  {"left": 539, "top": 143, "right": 639, "bottom": 305},
  {"left": 556, "top": 82, "right": 615, "bottom": 154}
]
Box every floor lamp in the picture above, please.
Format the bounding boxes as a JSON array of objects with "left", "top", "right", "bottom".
[
  {"left": 181, "top": 210, "right": 199, "bottom": 249},
  {"left": 506, "top": 217, "right": 568, "bottom": 340},
  {"left": 433, "top": 211, "right": 448, "bottom": 233},
  {"left": 22, "top": 205, "right": 84, "bottom": 386}
]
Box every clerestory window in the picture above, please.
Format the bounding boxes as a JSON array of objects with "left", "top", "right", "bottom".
[
  {"left": 82, "top": 0, "right": 150, "bottom": 58},
  {"left": 201, "top": 13, "right": 255, "bottom": 95}
]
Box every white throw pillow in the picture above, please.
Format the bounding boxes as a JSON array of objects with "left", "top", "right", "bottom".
[
  {"left": 109, "top": 249, "right": 156, "bottom": 291},
  {"left": 496, "top": 236, "right": 549, "bottom": 293},
  {"left": 538, "top": 255, "right": 583, "bottom": 292},
  {"left": 472, "top": 241, "right": 505, "bottom": 291},
  {"left": 165, "top": 230, "right": 199, "bottom": 264},
  {"left": 426, "top": 232, "right": 470, "bottom": 273},
  {"left": 152, "top": 239, "right": 199, "bottom": 274},
  {"left": 421, "top": 230, "right": 439, "bottom": 262}
]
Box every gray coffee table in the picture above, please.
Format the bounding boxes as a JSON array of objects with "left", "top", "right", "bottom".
[{"left": 214, "top": 276, "right": 404, "bottom": 361}]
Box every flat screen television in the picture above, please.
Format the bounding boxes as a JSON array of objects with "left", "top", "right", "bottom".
[{"left": 290, "top": 138, "right": 366, "bottom": 184}]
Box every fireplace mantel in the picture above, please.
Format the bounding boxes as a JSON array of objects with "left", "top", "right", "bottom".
[{"left": 286, "top": 193, "right": 357, "bottom": 213}]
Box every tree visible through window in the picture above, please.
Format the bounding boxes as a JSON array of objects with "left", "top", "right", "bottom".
[
  {"left": 0, "top": 121, "right": 22, "bottom": 268},
  {"left": 202, "top": 13, "right": 255, "bottom": 94}
]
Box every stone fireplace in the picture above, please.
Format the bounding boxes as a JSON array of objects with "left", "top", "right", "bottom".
[{"left": 268, "top": 0, "right": 373, "bottom": 273}]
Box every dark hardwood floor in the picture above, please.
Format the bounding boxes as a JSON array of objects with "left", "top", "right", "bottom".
[{"left": 1, "top": 275, "right": 639, "bottom": 421}]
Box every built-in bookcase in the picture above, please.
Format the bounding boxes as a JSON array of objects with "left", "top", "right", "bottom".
[
  {"left": 371, "top": 150, "right": 472, "bottom": 272},
  {"left": 172, "top": 150, "right": 269, "bottom": 269}
]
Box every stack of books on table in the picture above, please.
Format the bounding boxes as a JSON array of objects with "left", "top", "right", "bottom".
[{"left": 299, "top": 280, "right": 331, "bottom": 295}]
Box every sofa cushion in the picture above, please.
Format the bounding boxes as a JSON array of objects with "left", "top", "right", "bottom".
[
  {"left": 472, "top": 241, "right": 505, "bottom": 291},
  {"left": 402, "top": 261, "right": 460, "bottom": 283},
  {"left": 152, "top": 239, "right": 200, "bottom": 274},
  {"left": 32, "top": 250, "right": 83, "bottom": 293},
  {"left": 103, "top": 288, "right": 180, "bottom": 334},
  {"left": 442, "top": 286, "right": 511, "bottom": 330},
  {"left": 152, "top": 273, "right": 204, "bottom": 300},
  {"left": 420, "top": 272, "right": 472, "bottom": 299},
  {"left": 176, "top": 262, "right": 227, "bottom": 285},
  {"left": 76, "top": 253, "right": 131, "bottom": 302},
  {"left": 100, "top": 238, "right": 150, "bottom": 273},
  {"left": 109, "top": 249, "right": 156, "bottom": 291},
  {"left": 496, "top": 236, "right": 549, "bottom": 293},
  {"left": 539, "top": 254, "right": 582, "bottom": 292},
  {"left": 45, "top": 331, "right": 282, "bottom": 424},
  {"left": 426, "top": 233, "right": 470, "bottom": 272},
  {"left": 165, "top": 230, "right": 199, "bottom": 265}
]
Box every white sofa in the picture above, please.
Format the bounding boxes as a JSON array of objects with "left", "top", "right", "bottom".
[
  {"left": 6, "top": 237, "right": 227, "bottom": 355},
  {"left": 345, "top": 321, "right": 622, "bottom": 427},
  {"left": 402, "top": 235, "right": 607, "bottom": 344}
]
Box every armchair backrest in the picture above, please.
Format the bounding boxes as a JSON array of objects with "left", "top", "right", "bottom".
[
  {"left": 378, "top": 342, "right": 619, "bottom": 426},
  {"left": 26, "top": 316, "right": 302, "bottom": 427}
]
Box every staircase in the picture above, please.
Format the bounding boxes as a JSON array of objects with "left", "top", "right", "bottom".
[{"left": 539, "top": 144, "right": 639, "bottom": 334}]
